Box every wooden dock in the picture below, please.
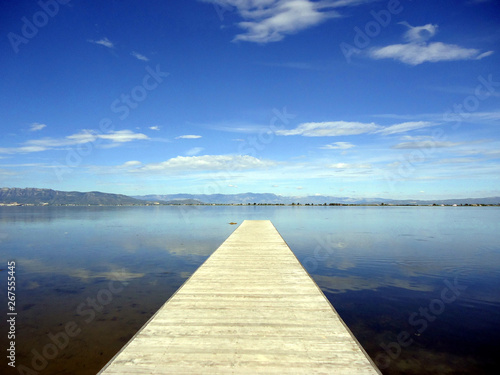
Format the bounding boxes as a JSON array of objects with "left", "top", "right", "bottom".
[{"left": 99, "top": 220, "right": 380, "bottom": 374}]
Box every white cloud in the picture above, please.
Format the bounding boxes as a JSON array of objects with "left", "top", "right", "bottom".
[
  {"left": 19, "top": 131, "right": 97, "bottom": 148},
  {"left": 121, "top": 161, "right": 142, "bottom": 167},
  {"left": 88, "top": 37, "right": 115, "bottom": 49},
  {"left": 400, "top": 22, "right": 437, "bottom": 43},
  {"left": 328, "top": 162, "right": 372, "bottom": 169},
  {"left": 29, "top": 123, "right": 46, "bottom": 132},
  {"left": 276, "top": 121, "right": 380, "bottom": 136},
  {"left": 320, "top": 142, "right": 355, "bottom": 150},
  {"left": 64, "top": 131, "right": 99, "bottom": 145},
  {"left": 208, "top": 124, "right": 269, "bottom": 133},
  {"left": 452, "top": 111, "right": 500, "bottom": 122},
  {"left": 277, "top": 120, "right": 443, "bottom": 137},
  {"left": 476, "top": 51, "right": 495, "bottom": 60},
  {"left": 370, "top": 23, "right": 494, "bottom": 65},
  {"left": 185, "top": 147, "right": 205, "bottom": 156},
  {"left": 0, "top": 146, "right": 48, "bottom": 154},
  {"left": 131, "top": 51, "right": 149, "bottom": 61},
  {"left": 202, "top": 0, "right": 340, "bottom": 43},
  {"left": 149, "top": 126, "right": 160, "bottom": 131},
  {"left": 392, "top": 141, "right": 462, "bottom": 149},
  {"left": 176, "top": 135, "right": 202, "bottom": 139},
  {"left": 371, "top": 42, "right": 490, "bottom": 65},
  {"left": 98, "top": 130, "right": 149, "bottom": 143},
  {"left": 436, "top": 157, "right": 480, "bottom": 164},
  {"left": 376, "top": 121, "right": 434, "bottom": 135},
  {"left": 0, "top": 130, "right": 149, "bottom": 154},
  {"left": 125, "top": 155, "right": 276, "bottom": 172},
  {"left": 399, "top": 135, "right": 432, "bottom": 141},
  {"left": 373, "top": 110, "right": 500, "bottom": 123}
]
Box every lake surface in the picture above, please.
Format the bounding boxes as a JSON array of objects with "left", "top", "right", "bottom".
[{"left": 1, "top": 205, "right": 499, "bottom": 374}]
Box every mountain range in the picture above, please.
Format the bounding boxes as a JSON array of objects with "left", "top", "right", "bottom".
[
  {"left": 1, "top": 188, "right": 499, "bottom": 206},
  {"left": 0, "top": 187, "right": 152, "bottom": 205},
  {"left": 133, "top": 193, "right": 500, "bottom": 205}
]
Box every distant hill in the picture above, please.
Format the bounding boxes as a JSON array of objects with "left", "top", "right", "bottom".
[
  {"left": 0, "top": 188, "right": 156, "bottom": 205},
  {"left": 134, "top": 193, "right": 398, "bottom": 205},
  {"left": 135, "top": 193, "right": 289, "bottom": 204},
  {"left": 133, "top": 193, "right": 500, "bottom": 205},
  {"left": 2, "top": 188, "right": 498, "bottom": 206}
]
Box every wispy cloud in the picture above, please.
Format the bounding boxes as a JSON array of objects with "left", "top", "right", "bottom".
[
  {"left": 131, "top": 51, "right": 149, "bottom": 61},
  {"left": 202, "top": 0, "right": 343, "bottom": 43},
  {"left": 392, "top": 141, "right": 462, "bottom": 149},
  {"left": 0, "top": 146, "right": 48, "bottom": 154},
  {"left": 320, "top": 142, "right": 355, "bottom": 150},
  {"left": 371, "top": 43, "right": 493, "bottom": 65},
  {"left": 185, "top": 147, "right": 204, "bottom": 156},
  {"left": 435, "top": 157, "right": 482, "bottom": 164},
  {"left": 276, "top": 121, "right": 380, "bottom": 136},
  {"left": 277, "top": 121, "right": 435, "bottom": 137},
  {"left": 120, "top": 155, "right": 276, "bottom": 173},
  {"left": 207, "top": 123, "right": 269, "bottom": 134},
  {"left": 400, "top": 22, "right": 438, "bottom": 43},
  {"left": 376, "top": 121, "right": 434, "bottom": 135},
  {"left": 328, "top": 162, "right": 372, "bottom": 169},
  {"left": 0, "top": 130, "right": 149, "bottom": 154},
  {"left": 121, "top": 160, "right": 142, "bottom": 168},
  {"left": 29, "top": 123, "right": 46, "bottom": 132},
  {"left": 88, "top": 37, "right": 115, "bottom": 49},
  {"left": 372, "top": 111, "right": 500, "bottom": 125},
  {"left": 370, "top": 23, "right": 494, "bottom": 65},
  {"left": 176, "top": 135, "right": 202, "bottom": 139},
  {"left": 373, "top": 111, "right": 500, "bottom": 124},
  {"left": 98, "top": 130, "right": 149, "bottom": 143},
  {"left": 149, "top": 126, "right": 161, "bottom": 131},
  {"left": 424, "top": 84, "right": 500, "bottom": 98}
]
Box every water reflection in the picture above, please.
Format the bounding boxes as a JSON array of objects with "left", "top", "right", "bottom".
[{"left": 0, "top": 206, "right": 499, "bottom": 374}]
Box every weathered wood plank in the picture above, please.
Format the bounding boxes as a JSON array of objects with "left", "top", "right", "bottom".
[{"left": 99, "top": 220, "right": 380, "bottom": 374}]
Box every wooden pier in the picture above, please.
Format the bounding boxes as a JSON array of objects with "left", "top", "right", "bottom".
[{"left": 99, "top": 220, "right": 380, "bottom": 374}]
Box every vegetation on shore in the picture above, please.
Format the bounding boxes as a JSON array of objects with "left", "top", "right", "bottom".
[{"left": 1, "top": 187, "right": 498, "bottom": 207}]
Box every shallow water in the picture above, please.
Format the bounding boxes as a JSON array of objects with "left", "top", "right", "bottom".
[{"left": 1, "top": 205, "right": 499, "bottom": 374}]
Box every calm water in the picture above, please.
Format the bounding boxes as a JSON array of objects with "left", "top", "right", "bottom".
[{"left": 1, "top": 205, "right": 499, "bottom": 374}]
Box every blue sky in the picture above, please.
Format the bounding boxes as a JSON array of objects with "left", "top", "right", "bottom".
[{"left": 1, "top": 0, "right": 499, "bottom": 199}]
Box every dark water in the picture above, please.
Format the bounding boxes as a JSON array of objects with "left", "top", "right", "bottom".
[{"left": 1, "top": 205, "right": 499, "bottom": 374}]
